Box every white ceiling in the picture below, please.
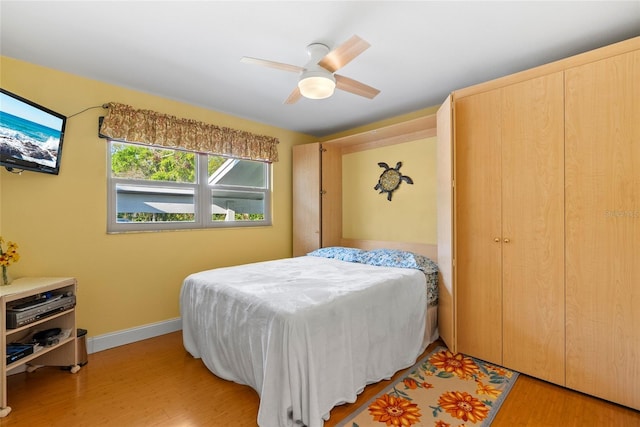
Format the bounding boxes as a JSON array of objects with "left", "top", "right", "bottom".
[{"left": 1, "top": 1, "right": 639, "bottom": 137}]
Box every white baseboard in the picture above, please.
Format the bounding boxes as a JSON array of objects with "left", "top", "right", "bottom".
[{"left": 87, "top": 317, "right": 182, "bottom": 354}]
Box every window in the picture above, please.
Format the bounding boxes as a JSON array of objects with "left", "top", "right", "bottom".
[{"left": 107, "top": 141, "right": 271, "bottom": 232}]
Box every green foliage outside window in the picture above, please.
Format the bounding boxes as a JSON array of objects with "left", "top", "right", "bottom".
[
  {"left": 211, "top": 213, "right": 265, "bottom": 221},
  {"left": 111, "top": 143, "right": 228, "bottom": 183},
  {"left": 111, "top": 143, "right": 195, "bottom": 182}
]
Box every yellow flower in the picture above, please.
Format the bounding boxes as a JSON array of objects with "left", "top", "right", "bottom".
[
  {"left": 476, "top": 380, "right": 502, "bottom": 398},
  {"left": 368, "top": 394, "right": 422, "bottom": 426},
  {"left": 0, "top": 237, "right": 20, "bottom": 285},
  {"left": 0, "top": 238, "right": 20, "bottom": 265},
  {"left": 438, "top": 391, "right": 490, "bottom": 423},
  {"left": 429, "top": 350, "right": 480, "bottom": 379}
]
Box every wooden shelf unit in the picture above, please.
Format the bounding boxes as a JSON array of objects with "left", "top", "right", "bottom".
[{"left": 0, "top": 277, "right": 80, "bottom": 417}]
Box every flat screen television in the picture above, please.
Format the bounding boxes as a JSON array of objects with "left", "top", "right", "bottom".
[{"left": 0, "top": 88, "right": 67, "bottom": 175}]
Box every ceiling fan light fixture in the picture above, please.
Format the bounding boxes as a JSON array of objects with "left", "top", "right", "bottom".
[{"left": 298, "top": 75, "right": 336, "bottom": 100}]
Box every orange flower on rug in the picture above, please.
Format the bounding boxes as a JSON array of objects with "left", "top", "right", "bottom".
[{"left": 337, "top": 347, "right": 519, "bottom": 427}]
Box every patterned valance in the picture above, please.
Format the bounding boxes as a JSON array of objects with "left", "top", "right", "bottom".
[{"left": 99, "top": 102, "right": 279, "bottom": 162}]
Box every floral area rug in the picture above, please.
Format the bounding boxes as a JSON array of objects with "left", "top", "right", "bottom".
[{"left": 337, "top": 346, "right": 519, "bottom": 427}]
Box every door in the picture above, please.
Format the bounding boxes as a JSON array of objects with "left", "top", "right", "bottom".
[
  {"left": 436, "top": 95, "right": 455, "bottom": 350},
  {"left": 293, "top": 143, "right": 321, "bottom": 256},
  {"left": 292, "top": 143, "right": 343, "bottom": 256},
  {"left": 501, "top": 73, "right": 565, "bottom": 385},
  {"left": 454, "top": 89, "right": 503, "bottom": 365},
  {"left": 454, "top": 73, "right": 565, "bottom": 379},
  {"left": 320, "top": 144, "right": 342, "bottom": 248},
  {"left": 565, "top": 50, "right": 640, "bottom": 409}
]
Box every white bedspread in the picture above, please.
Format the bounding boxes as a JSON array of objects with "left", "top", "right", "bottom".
[{"left": 181, "top": 256, "right": 428, "bottom": 427}]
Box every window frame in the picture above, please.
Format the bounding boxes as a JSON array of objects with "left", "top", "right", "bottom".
[{"left": 107, "top": 141, "right": 272, "bottom": 233}]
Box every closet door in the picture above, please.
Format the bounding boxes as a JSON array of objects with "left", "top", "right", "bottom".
[
  {"left": 454, "top": 89, "right": 503, "bottom": 365},
  {"left": 292, "top": 143, "right": 343, "bottom": 256},
  {"left": 565, "top": 50, "right": 640, "bottom": 409},
  {"left": 293, "top": 143, "right": 321, "bottom": 256},
  {"left": 437, "top": 96, "right": 455, "bottom": 351},
  {"left": 320, "top": 144, "right": 342, "bottom": 248},
  {"left": 501, "top": 73, "right": 565, "bottom": 385}
]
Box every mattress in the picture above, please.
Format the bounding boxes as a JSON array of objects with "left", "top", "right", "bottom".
[{"left": 181, "top": 253, "right": 437, "bottom": 427}]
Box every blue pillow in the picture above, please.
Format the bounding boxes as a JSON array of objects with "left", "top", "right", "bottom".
[
  {"left": 306, "top": 246, "right": 364, "bottom": 263},
  {"left": 358, "top": 249, "right": 436, "bottom": 271},
  {"left": 358, "top": 249, "right": 439, "bottom": 306}
]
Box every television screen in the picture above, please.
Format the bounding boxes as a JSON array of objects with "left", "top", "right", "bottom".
[{"left": 0, "top": 88, "right": 67, "bottom": 175}]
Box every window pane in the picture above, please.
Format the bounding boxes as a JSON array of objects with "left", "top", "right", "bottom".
[
  {"left": 108, "top": 141, "right": 271, "bottom": 232},
  {"left": 111, "top": 142, "right": 196, "bottom": 183},
  {"left": 211, "top": 189, "right": 265, "bottom": 221},
  {"left": 116, "top": 184, "right": 195, "bottom": 223},
  {"left": 208, "top": 156, "right": 266, "bottom": 188}
]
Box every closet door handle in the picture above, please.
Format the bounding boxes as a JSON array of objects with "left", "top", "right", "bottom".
[
  {"left": 503, "top": 238, "right": 510, "bottom": 243},
  {"left": 494, "top": 238, "right": 501, "bottom": 242}
]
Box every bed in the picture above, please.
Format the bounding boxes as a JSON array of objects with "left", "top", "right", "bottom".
[{"left": 180, "top": 245, "right": 438, "bottom": 427}]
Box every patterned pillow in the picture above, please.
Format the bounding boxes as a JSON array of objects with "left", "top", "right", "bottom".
[
  {"left": 306, "top": 246, "right": 364, "bottom": 263},
  {"left": 358, "top": 249, "right": 439, "bottom": 306}
]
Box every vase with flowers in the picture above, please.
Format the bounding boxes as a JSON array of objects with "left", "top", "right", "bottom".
[{"left": 0, "top": 236, "right": 20, "bottom": 286}]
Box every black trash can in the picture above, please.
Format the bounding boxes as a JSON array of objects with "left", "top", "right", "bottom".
[{"left": 76, "top": 328, "right": 88, "bottom": 366}]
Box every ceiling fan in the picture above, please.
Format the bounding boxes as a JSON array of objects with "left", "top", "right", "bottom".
[{"left": 240, "top": 35, "right": 380, "bottom": 104}]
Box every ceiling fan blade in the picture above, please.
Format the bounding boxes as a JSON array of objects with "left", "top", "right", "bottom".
[
  {"left": 318, "top": 35, "right": 370, "bottom": 73},
  {"left": 240, "top": 57, "right": 304, "bottom": 73},
  {"left": 284, "top": 87, "right": 302, "bottom": 104},
  {"left": 335, "top": 74, "right": 380, "bottom": 99}
]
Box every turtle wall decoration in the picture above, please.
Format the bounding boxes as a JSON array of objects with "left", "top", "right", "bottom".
[{"left": 374, "top": 161, "right": 413, "bottom": 201}]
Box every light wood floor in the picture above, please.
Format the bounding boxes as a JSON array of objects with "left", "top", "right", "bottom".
[{"left": 1, "top": 331, "right": 638, "bottom": 426}]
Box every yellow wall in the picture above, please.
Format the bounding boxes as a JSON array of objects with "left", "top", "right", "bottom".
[
  {"left": 320, "top": 106, "right": 439, "bottom": 246},
  {"left": 0, "top": 56, "right": 314, "bottom": 337},
  {"left": 342, "top": 137, "right": 437, "bottom": 243}
]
